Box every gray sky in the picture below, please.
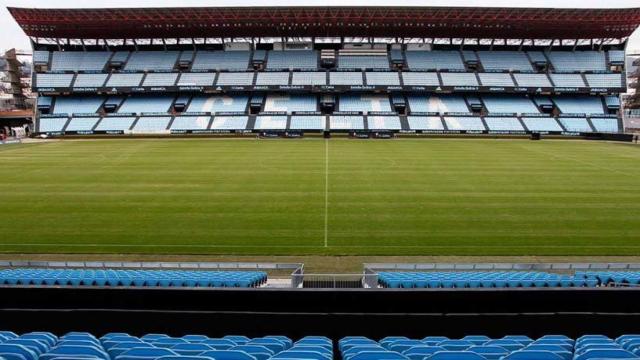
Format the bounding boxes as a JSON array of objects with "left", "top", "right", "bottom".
[{"left": 1, "top": 0, "right": 639, "bottom": 53}]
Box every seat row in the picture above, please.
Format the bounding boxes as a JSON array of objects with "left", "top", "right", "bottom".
[
  {"left": 33, "top": 71, "right": 625, "bottom": 90},
  {"left": 0, "top": 269, "right": 267, "bottom": 288},
  {"left": 339, "top": 335, "right": 640, "bottom": 360},
  {"left": 37, "top": 115, "right": 620, "bottom": 134},
  {"left": 376, "top": 271, "right": 640, "bottom": 288},
  {"left": 33, "top": 49, "right": 623, "bottom": 72},
  {"left": 0, "top": 332, "right": 332, "bottom": 360}
]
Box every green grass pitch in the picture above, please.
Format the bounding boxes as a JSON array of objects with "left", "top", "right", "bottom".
[{"left": 1, "top": 138, "right": 639, "bottom": 256}]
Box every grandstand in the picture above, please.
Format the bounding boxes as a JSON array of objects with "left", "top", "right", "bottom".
[{"left": 12, "top": 6, "right": 635, "bottom": 137}]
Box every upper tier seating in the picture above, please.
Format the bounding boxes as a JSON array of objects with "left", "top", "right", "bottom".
[
  {"left": 585, "top": 73, "right": 625, "bottom": 88},
  {"left": 477, "top": 51, "right": 533, "bottom": 72},
  {"left": 0, "top": 269, "right": 267, "bottom": 287},
  {"left": 292, "top": 72, "right": 327, "bottom": 86},
  {"left": 216, "top": 72, "right": 255, "bottom": 86},
  {"left": 366, "top": 72, "right": 401, "bottom": 86},
  {"left": 444, "top": 117, "right": 486, "bottom": 131},
  {"left": 407, "top": 116, "right": 445, "bottom": 130},
  {"left": 377, "top": 271, "right": 601, "bottom": 288},
  {"left": 547, "top": 51, "right": 607, "bottom": 72},
  {"left": 106, "top": 73, "right": 144, "bottom": 87},
  {"left": 329, "top": 72, "right": 363, "bottom": 86},
  {"left": 404, "top": 51, "right": 465, "bottom": 71},
  {"left": 187, "top": 95, "right": 249, "bottom": 113},
  {"left": 53, "top": 97, "right": 105, "bottom": 115},
  {"left": 478, "top": 73, "right": 515, "bottom": 87},
  {"left": 440, "top": 73, "right": 479, "bottom": 87},
  {"left": 552, "top": 96, "right": 605, "bottom": 115},
  {"left": 289, "top": 116, "right": 326, "bottom": 130},
  {"left": 338, "top": 56, "right": 390, "bottom": 69},
  {"left": 73, "top": 74, "right": 109, "bottom": 88},
  {"left": 339, "top": 94, "right": 391, "bottom": 113},
  {"left": 192, "top": 51, "right": 250, "bottom": 71},
  {"left": 407, "top": 95, "right": 469, "bottom": 114},
  {"left": 142, "top": 73, "right": 179, "bottom": 87},
  {"left": 32, "top": 50, "right": 51, "bottom": 64},
  {"left": 51, "top": 51, "right": 111, "bottom": 71},
  {"left": 484, "top": 117, "right": 525, "bottom": 131},
  {"left": 118, "top": 96, "right": 174, "bottom": 114},
  {"left": 124, "top": 51, "right": 179, "bottom": 71},
  {"left": 264, "top": 95, "right": 317, "bottom": 113},
  {"left": 177, "top": 73, "right": 217, "bottom": 86},
  {"left": 254, "top": 115, "right": 288, "bottom": 130},
  {"left": 330, "top": 115, "right": 365, "bottom": 130},
  {"left": 36, "top": 74, "right": 75, "bottom": 88},
  {"left": 401, "top": 72, "right": 440, "bottom": 87},
  {"left": 550, "top": 74, "right": 586, "bottom": 87},
  {"left": 481, "top": 95, "right": 539, "bottom": 114},
  {"left": 513, "top": 73, "right": 552, "bottom": 88},
  {"left": 255, "top": 72, "right": 290, "bottom": 86},
  {"left": 267, "top": 51, "right": 318, "bottom": 70},
  {"left": 367, "top": 116, "right": 402, "bottom": 130}
]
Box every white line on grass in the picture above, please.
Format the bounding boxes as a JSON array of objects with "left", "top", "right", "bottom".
[{"left": 324, "top": 139, "right": 329, "bottom": 248}]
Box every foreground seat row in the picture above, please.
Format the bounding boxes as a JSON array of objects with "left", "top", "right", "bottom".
[
  {"left": 0, "top": 269, "right": 267, "bottom": 288},
  {"left": 2, "top": 333, "right": 640, "bottom": 360},
  {"left": 377, "top": 271, "right": 640, "bottom": 288}
]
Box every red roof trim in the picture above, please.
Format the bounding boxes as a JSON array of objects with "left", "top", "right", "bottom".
[{"left": 8, "top": 6, "right": 640, "bottom": 40}]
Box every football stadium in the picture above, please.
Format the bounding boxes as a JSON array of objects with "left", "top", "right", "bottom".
[{"left": 2, "top": 0, "right": 640, "bottom": 356}]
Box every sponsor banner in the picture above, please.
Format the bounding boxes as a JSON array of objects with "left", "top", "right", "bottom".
[{"left": 0, "top": 139, "right": 22, "bottom": 145}]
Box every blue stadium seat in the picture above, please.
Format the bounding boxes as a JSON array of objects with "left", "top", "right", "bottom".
[
  {"left": 425, "top": 351, "right": 487, "bottom": 360},
  {"left": 503, "top": 350, "right": 565, "bottom": 360}
]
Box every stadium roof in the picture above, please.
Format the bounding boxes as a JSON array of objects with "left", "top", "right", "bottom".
[{"left": 8, "top": 6, "right": 640, "bottom": 40}]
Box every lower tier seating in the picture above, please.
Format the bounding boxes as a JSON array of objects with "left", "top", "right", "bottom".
[
  {"left": 376, "top": 271, "right": 640, "bottom": 288},
  {"left": 0, "top": 332, "right": 639, "bottom": 360},
  {"left": 0, "top": 269, "right": 267, "bottom": 288},
  {"left": 0, "top": 332, "right": 333, "bottom": 360},
  {"left": 339, "top": 335, "right": 640, "bottom": 360}
]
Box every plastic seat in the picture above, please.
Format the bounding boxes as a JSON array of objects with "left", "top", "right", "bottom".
[
  {"left": 109, "top": 344, "right": 156, "bottom": 358},
  {"left": 200, "top": 340, "right": 236, "bottom": 350},
  {"left": 503, "top": 350, "right": 564, "bottom": 360},
  {"left": 436, "top": 340, "right": 473, "bottom": 351},
  {"left": 425, "top": 351, "right": 487, "bottom": 360},
  {"left": 402, "top": 346, "right": 445, "bottom": 360},
  {"left": 349, "top": 351, "right": 409, "bottom": 360},
  {"left": 467, "top": 346, "right": 510, "bottom": 360},
  {"left": 389, "top": 341, "right": 423, "bottom": 353},
  {"left": 462, "top": 337, "right": 491, "bottom": 346},
  {"left": 116, "top": 348, "right": 178, "bottom": 360},
  {"left": 502, "top": 336, "right": 534, "bottom": 346},
  {"left": 573, "top": 349, "right": 637, "bottom": 360},
  {"left": 199, "top": 350, "right": 257, "bottom": 360},
  {"left": 4, "top": 340, "right": 48, "bottom": 354},
  {"left": 484, "top": 340, "right": 524, "bottom": 352},
  {"left": 422, "top": 338, "right": 450, "bottom": 347},
  {"left": 222, "top": 337, "right": 251, "bottom": 346},
  {"left": 0, "top": 344, "right": 38, "bottom": 360},
  {"left": 170, "top": 344, "right": 213, "bottom": 356},
  {"left": 271, "top": 351, "right": 330, "bottom": 360},
  {"left": 246, "top": 340, "right": 287, "bottom": 353},
  {"left": 40, "top": 346, "right": 109, "bottom": 360}
]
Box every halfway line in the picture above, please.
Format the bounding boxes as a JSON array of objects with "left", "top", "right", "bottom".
[{"left": 324, "top": 139, "right": 329, "bottom": 248}]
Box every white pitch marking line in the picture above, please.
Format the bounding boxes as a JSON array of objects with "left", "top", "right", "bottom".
[{"left": 324, "top": 139, "right": 329, "bottom": 248}]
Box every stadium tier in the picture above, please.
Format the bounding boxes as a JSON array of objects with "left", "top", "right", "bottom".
[
  {"left": 338, "top": 335, "right": 640, "bottom": 360},
  {"left": 0, "top": 269, "right": 267, "bottom": 288},
  {"left": 0, "top": 332, "right": 334, "bottom": 360},
  {"left": 376, "top": 271, "right": 640, "bottom": 288},
  {"left": 31, "top": 47, "right": 625, "bottom": 135},
  {"left": 1, "top": 332, "right": 640, "bottom": 360}
]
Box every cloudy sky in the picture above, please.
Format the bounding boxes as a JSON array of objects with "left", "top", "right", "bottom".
[{"left": 1, "top": 0, "right": 639, "bottom": 53}]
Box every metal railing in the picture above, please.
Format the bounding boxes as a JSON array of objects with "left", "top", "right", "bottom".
[
  {"left": 364, "top": 263, "right": 640, "bottom": 272},
  {"left": 0, "top": 260, "right": 303, "bottom": 271}
]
